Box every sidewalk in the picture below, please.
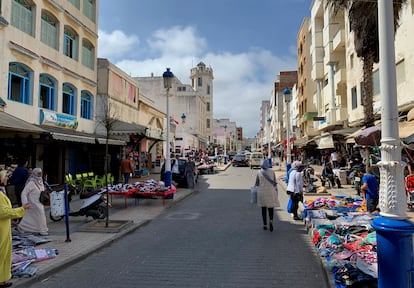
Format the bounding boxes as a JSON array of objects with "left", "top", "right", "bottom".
[
  {"left": 12, "top": 174, "right": 194, "bottom": 288},
  {"left": 272, "top": 159, "right": 414, "bottom": 219}
]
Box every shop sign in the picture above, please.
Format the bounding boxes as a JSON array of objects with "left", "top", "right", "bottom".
[
  {"left": 145, "top": 127, "right": 165, "bottom": 140},
  {"left": 40, "top": 109, "right": 78, "bottom": 129}
]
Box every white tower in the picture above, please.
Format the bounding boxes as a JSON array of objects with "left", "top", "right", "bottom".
[{"left": 190, "top": 62, "right": 214, "bottom": 149}]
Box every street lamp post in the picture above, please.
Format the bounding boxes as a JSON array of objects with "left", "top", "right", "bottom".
[
  {"left": 284, "top": 88, "right": 292, "bottom": 182},
  {"left": 260, "top": 127, "right": 264, "bottom": 152},
  {"left": 267, "top": 117, "right": 272, "bottom": 167},
  {"left": 371, "top": 2, "right": 414, "bottom": 287},
  {"left": 223, "top": 125, "right": 227, "bottom": 164},
  {"left": 163, "top": 68, "right": 174, "bottom": 188}
]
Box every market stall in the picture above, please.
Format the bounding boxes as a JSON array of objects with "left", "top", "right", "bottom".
[
  {"left": 303, "top": 195, "right": 379, "bottom": 288},
  {"left": 107, "top": 179, "right": 176, "bottom": 207}
]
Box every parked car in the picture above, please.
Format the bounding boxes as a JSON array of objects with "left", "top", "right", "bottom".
[
  {"left": 232, "top": 154, "right": 248, "bottom": 167},
  {"left": 161, "top": 157, "right": 198, "bottom": 188},
  {"left": 249, "top": 152, "right": 264, "bottom": 169}
]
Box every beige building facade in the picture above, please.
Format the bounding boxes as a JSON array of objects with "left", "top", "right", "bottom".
[
  {"left": 97, "top": 58, "right": 165, "bottom": 172},
  {"left": 135, "top": 62, "right": 213, "bottom": 156},
  {"left": 0, "top": 0, "right": 102, "bottom": 183}
]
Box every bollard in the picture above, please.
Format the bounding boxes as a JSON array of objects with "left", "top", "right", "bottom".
[
  {"left": 372, "top": 217, "right": 414, "bottom": 287},
  {"left": 164, "top": 171, "right": 172, "bottom": 188}
]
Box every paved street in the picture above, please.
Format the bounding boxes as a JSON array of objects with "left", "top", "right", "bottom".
[{"left": 25, "top": 165, "right": 330, "bottom": 288}]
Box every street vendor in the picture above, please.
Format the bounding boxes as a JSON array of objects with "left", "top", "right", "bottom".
[{"left": 359, "top": 168, "right": 379, "bottom": 213}]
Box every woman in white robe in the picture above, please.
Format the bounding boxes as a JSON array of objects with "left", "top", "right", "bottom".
[{"left": 17, "top": 168, "right": 48, "bottom": 236}]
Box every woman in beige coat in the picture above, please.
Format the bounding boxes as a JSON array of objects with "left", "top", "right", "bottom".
[{"left": 254, "top": 160, "right": 280, "bottom": 232}]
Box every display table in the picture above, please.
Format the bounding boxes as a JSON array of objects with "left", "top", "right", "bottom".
[
  {"left": 134, "top": 185, "right": 176, "bottom": 206},
  {"left": 108, "top": 187, "right": 138, "bottom": 207},
  {"left": 107, "top": 180, "right": 176, "bottom": 207}
]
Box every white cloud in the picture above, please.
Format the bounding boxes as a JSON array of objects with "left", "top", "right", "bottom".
[
  {"left": 98, "top": 29, "right": 139, "bottom": 59},
  {"left": 148, "top": 26, "right": 208, "bottom": 57},
  {"left": 99, "top": 26, "right": 296, "bottom": 137}
]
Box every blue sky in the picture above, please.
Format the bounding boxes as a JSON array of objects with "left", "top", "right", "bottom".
[{"left": 98, "top": 0, "right": 311, "bottom": 137}]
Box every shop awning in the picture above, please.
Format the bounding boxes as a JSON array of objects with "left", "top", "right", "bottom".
[
  {"left": 330, "top": 127, "right": 360, "bottom": 136},
  {"left": 345, "top": 121, "right": 414, "bottom": 145},
  {"left": 399, "top": 120, "right": 414, "bottom": 144},
  {"left": 40, "top": 125, "right": 96, "bottom": 144},
  {"left": 96, "top": 137, "right": 126, "bottom": 146},
  {"left": 110, "top": 120, "right": 147, "bottom": 135},
  {"left": 314, "top": 133, "right": 335, "bottom": 149},
  {"left": 0, "top": 111, "right": 46, "bottom": 133},
  {"left": 51, "top": 132, "right": 96, "bottom": 144}
]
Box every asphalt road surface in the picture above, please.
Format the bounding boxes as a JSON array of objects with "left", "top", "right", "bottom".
[{"left": 28, "top": 166, "right": 331, "bottom": 288}]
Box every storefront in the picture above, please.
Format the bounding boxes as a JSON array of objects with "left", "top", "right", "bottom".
[
  {"left": 0, "top": 111, "right": 46, "bottom": 169},
  {"left": 109, "top": 120, "right": 165, "bottom": 174}
]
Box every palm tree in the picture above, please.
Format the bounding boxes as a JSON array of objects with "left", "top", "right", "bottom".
[{"left": 325, "top": 0, "right": 406, "bottom": 166}]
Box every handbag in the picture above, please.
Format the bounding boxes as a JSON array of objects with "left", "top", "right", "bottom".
[
  {"left": 287, "top": 197, "right": 293, "bottom": 213},
  {"left": 250, "top": 186, "right": 257, "bottom": 204},
  {"left": 39, "top": 191, "right": 50, "bottom": 206}
]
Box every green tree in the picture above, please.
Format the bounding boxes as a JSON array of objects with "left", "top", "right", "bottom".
[{"left": 325, "top": 0, "right": 406, "bottom": 166}]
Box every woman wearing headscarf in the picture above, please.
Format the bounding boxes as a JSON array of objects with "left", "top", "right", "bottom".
[
  {"left": 0, "top": 188, "right": 29, "bottom": 288},
  {"left": 254, "top": 160, "right": 280, "bottom": 232},
  {"left": 17, "top": 168, "right": 49, "bottom": 236},
  {"left": 287, "top": 163, "right": 305, "bottom": 220}
]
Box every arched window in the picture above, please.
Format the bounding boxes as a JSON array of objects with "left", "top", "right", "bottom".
[
  {"left": 41, "top": 10, "right": 58, "bottom": 50},
  {"left": 81, "top": 39, "right": 94, "bottom": 69},
  {"left": 83, "top": 0, "right": 96, "bottom": 22},
  {"left": 39, "top": 74, "right": 56, "bottom": 110},
  {"left": 11, "top": 0, "right": 34, "bottom": 36},
  {"left": 8, "top": 62, "right": 32, "bottom": 104},
  {"left": 62, "top": 83, "right": 76, "bottom": 115},
  {"left": 63, "top": 26, "right": 78, "bottom": 60},
  {"left": 80, "top": 90, "right": 93, "bottom": 119}
]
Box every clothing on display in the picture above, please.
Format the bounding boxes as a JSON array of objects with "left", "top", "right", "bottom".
[{"left": 303, "top": 195, "right": 379, "bottom": 288}]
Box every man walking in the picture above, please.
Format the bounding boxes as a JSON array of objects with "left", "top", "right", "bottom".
[
  {"left": 184, "top": 157, "right": 196, "bottom": 189},
  {"left": 120, "top": 154, "right": 134, "bottom": 184},
  {"left": 10, "top": 158, "right": 29, "bottom": 207}
]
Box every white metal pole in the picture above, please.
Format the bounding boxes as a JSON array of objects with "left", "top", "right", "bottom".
[
  {"left": 165, "top": 87, "right": 171, "bottom": 184},
  {"left": 286, "top": 101, "right": 291, "bottom": 165},
  {"left": 371, "top": 4, "right": 414, "bottom": 288},
  {"left": 376, "top": 0, "right": 406, "bottom": 219},
  {"left": 268, "top": 119, "right": 271, "bottom": 166}
]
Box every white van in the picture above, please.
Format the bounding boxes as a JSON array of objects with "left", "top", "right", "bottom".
[{"left": 249, "top": 152, "right": 264, "bottom": 169}]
